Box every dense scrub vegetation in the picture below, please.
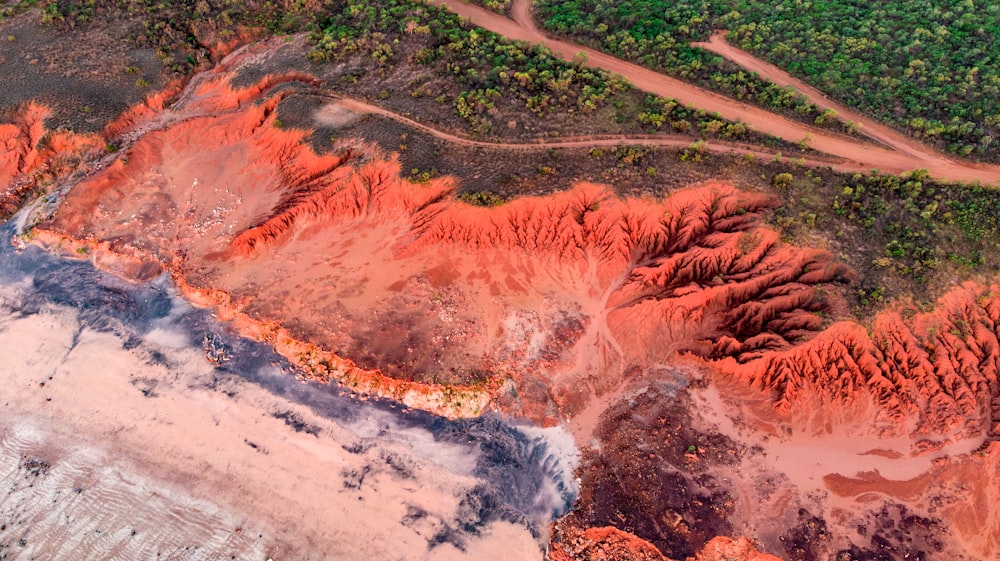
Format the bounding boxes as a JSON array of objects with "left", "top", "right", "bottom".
[
  {"left": 536, "top": 0, "right": 1000, "bottom": 161},
  {"left": 727, "top": 0, "right": 1000, "bottom": 161},
  {"left": 535, "top": 0, "right": 859, "bottom": 137},
  {"left": 772, "top": 166, "right": 1000, "bottom": 310},
  {"left": 310, "top": 0, "right": 627, "bottom": 135},
  {"left": 474, "top": 0, "right": 512, "bottom": 15}
]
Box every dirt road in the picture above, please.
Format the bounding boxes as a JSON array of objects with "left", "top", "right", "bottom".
[
  {"left": 692, "top": 31, "right": 948, "bottom": 163},
  {"left": 428, "top": 0, "right": 1000, "bottom": 184},
  {"left": 333, "top": 97, "right": 865, "bottom": 172}
]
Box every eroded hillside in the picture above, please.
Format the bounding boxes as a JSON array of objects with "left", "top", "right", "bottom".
[{"left": 6, "top": 35, "right": 1000, "bottom": 561}]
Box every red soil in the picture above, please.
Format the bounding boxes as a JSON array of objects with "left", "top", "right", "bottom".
[
  {"left": 716, "top": 283, "right": 1000, "bottom": 443},
  {"left": 21, "top": 43, "right": 997, "bottom": 443},
  {"left": 812, "top": 441, "right": 1000, "bottom": 558},
  {"left": 334, "top": 97, "right": 855, "bottom": 171},
  {"left": 0, "top": 103, "right": 102, "bottom": 215},
  {"left": 695, "top": 536, "right": 784, "bottom": 561},
  {"left": 35, "top": 66, "right": 857, "bottom": 422},
  {"left": 0, "top": 103, "right": 48, "bottom": 192},
  {"left": 936, "top": 443, "right": 1000, "bottom": 557},
  {"left": 22, "top": 45, "right": 1000, "bottom": 561},
  {"left": 103, "top": 82, "right": 186, "bottom": 138},
  {"left": 549, "top": 525, "right": 782, "bottom": 561},
  {"left": 46, "top": 62, "right": 1000, "bottom": 443},
  {"left": 549, "top": 525, "right": 671, "bottom": 561}
]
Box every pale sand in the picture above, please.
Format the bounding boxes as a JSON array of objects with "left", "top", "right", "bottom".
[{"left": 0, "top": 288, "right": 543, "bottom": 560}]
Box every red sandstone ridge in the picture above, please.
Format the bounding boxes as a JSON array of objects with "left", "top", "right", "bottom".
[
  {"left": 189, "top": 22, "right": 262, "bottom": 62},
  {"left": 694, "top": 537, "right": 785, "bottom": 561},
  {"left": 0, "top": 103, "right": 102, "bottom": 216},
  {"left": 549, "top": 526, "right": 671, "bottom": 561},
  {"left": 715, "top": 283, "right": 1000, "bottom": 443},
  {"left": 23, "top": 39, "right": 1000, "bottom": 561},
  {"left": 102, "top": 83, "right": 186, "bottom": 139},
  {"left": 549, "top": 525, "right": 782, "bottom": 561},
  {"left": 32, "top": 62, "right": 856, "bottom": 422},
  {"left": 0, "top": 103, "right": 47, "bottom": 193},
  {"left": 34, "top": 53, "right": 1000, "bottom": 450}
]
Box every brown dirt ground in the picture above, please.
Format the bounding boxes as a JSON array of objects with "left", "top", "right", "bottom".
[{"left": 0, "top": 13, "right": 170, "bottom": 134}]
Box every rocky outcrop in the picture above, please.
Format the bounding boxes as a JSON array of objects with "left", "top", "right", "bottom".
[
  {"left": 0, "top": 103, "right": 101, "bottom": 216},
  {"left": 33, "top": 51, "right": 1000, "bottom": 449},
  {"left": 31, "top": 56, "right": 856, "bottom": 425},
  {"left": 549, "top": 525, "right": 782, "bottom": 561},
  {"left": 21, "top": 41, "right": 1000, "bottom": 561},
  {"left": 716, "top": 284, "right": 1000, "bottom": 441}
]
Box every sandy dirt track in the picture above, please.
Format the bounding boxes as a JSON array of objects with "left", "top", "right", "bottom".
[
  {"left": 428, "top": 0, "right": 1000, "bottom": 184},
  {"left": 333, "top": 97, "right": 860, "bottom": 171},
  {"left": 692, "top": 32, "right": 942, "bottom": 162}
]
